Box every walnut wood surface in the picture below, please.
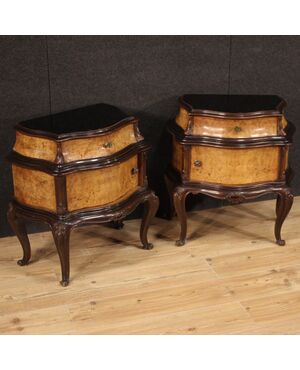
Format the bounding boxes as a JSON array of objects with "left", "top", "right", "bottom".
[
  {"left": 14, "top": 131, "right": 57, "bottom": 162},
  {"left": 176, "top": 106, "right": 287, "bottom": 138},
  {"left": 66, "top": 155, "right": 139, "bottom": 211},
  {"left": 12, "top": 164, "right": 56, "bottom": 212},
  {"left": 176, "top": 107, "right": 190, "bottom": 131},
  {"left": 192, "top": 116, "right": 279, "bottom": 138},
  {"left": 172, "top": 137, "right": 183, "bottom": 172},
  {"left": 190, "top": 146, "right": 281, "bottom": 185},
  {"left": 62, "top": 123, "right": 138, "bottom": 162}
]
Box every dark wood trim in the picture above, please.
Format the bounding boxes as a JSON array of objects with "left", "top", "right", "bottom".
[
  {"left": 16, "top": 116, "right": 137, "bottom": 141},
  {"left": 54, "top": 176, "right": 68, "bottom": 215},
  {"left": 8, "top": 187, "right": 159, "bottom": 286},
  {"left": 168, "top": 120, "right": 293, "bottom": 148},
  {"left": 138, "top": 151, "right": 147, "bottom": 187},
  {"left": 8, "top": 142, "right": 151, "bottom": 175},
  {"left": 179, "top": 95, "right": 287, "bottom": 118},
  {"left": 166, "top": 167, "right": 293, "bottom": 247}
]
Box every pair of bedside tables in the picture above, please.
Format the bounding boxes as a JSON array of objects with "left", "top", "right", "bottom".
[{"left": 7, "top": 95, "right": 294, "bottom": 286}]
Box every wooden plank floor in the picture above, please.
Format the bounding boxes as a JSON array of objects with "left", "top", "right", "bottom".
[{"left": 0, "top": 196, "right": 300, "bottom": 334}]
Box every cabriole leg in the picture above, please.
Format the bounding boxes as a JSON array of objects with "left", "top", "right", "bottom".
[
  {"left": 50, "top": 222, "right": 71, "bottom": 286},
  {"left": 7, "top": 202, "right": 31, "bottom": 266},
  {"left": 140, "top": 192, "right": 159, "bottom": 250},
  {"left": 275, "top": 188, "right": 293, "bottom": 246},
  {"left": 173, "top": 187, "right": 189, "bottom": 246},
  {"left": 164, "top": 174, "right": 176, "bottom": 219}
]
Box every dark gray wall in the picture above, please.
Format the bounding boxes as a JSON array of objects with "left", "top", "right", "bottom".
[{"left": 0, "top": 36, "right": 299, "bottom": 236}]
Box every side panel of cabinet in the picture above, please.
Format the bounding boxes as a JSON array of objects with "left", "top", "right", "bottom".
[
  {"left": 13, "top": 131, "right": 57, "bottom": 162},
  {"left": 12, "top": 164, "right": 57, "bottom": 212},
  {"left": 190, "top": 146, "right": 281, "bottom": 185},
  {"left": 66, "top": 155, "right": 139, "bottom": 211},
  {"left": 172, "top": 137, "right": 183, "bottom": 173}
]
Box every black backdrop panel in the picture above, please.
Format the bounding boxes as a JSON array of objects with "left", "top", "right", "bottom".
[
  {"left": 0, "top": 36, "right": 299, "bottom": 237},
  {"left": 0, "top": 36, "right": 50, "bottom": 236}
]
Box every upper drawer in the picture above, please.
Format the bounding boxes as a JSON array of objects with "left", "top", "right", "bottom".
[
  {"left": 176, "top": 107, "right": 287, "bottom": 139},
  {"left": 61, "top": 123, "right": 138, "bottom": 162},
  {"left": 14, "top": 122, "right": 140, "bottom": 163},
  {"left": 192, "top": 116, "right": 281, "bottom": 138}
]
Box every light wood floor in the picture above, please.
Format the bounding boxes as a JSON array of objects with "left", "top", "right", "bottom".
[{"left": 0, "top": 196, "right": 300, "bottom": 334}]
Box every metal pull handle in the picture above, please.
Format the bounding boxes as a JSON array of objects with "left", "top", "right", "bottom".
[
  {"left": 234, "top": 126, "right": 242, "bottom": 133},
  {"left": 103, "top": 141, "right": 113, "bottom": 148},
  {"left": 194, "top": 160, "right": 202, "bottom": 167},
  {"left": 131, "top": 167, "right": 139, "bottom": 175}
]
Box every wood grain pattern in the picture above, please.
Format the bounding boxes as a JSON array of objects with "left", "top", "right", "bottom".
[
  {"left": 190, "top": 146, "right": 280, "bottom": 185},
  {"left": 13, "top": 131, "right": 57, "bottom": 162},
  {"left": 172, "top": 137, "right": 183, "bottom": 172},
  {"left": 12, "top": 164, "right": 56, "bottom": 212},
  {"left": 0, "top": 196, "right": 299, "bottom": 334},
  {"left": 192, "top": 116, "right": 279, "bottom": 138},
  {"left": 66, "top": 155, "right": 139, "bottom": 211},
  {"left": 175, "top": 107, "right": 190, "bottom": 130},
  {"left": 61, "top": 124, "right": 138, "bottom": 162}
]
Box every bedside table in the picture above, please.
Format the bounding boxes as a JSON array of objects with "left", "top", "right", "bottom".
[
  {"left": 7, "top": 103, "right": 159, "bottom": 286},
  {"left": 166, "top": 94, "right": 294, "bottom": 246}
]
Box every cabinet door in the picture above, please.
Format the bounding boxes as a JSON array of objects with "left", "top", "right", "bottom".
[
  {"left": 66, "top": 155, "right": 139, "bottom": 211},
  {"left": 190, "top": 146, "right": 282, "bottom": 185}
]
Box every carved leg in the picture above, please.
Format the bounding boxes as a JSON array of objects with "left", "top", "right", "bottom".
[
  {"left": 7, "top": 202, "right": 31, "bottom": 266},
  {"left": 173, "top": 187, "right": 189, "bottom": 246},
  {"left": 164, "top": 174, "right": 176, "bottom": 219},
  {"left": 140, "top": 192, "right": 159, "bottom": 250},
  {"left": 275, "top": 188, "right": 293, "bottom": 246},
  {"left": 50, "top": 222, "right": 71, "bottom": 286},
  {"left": 276, "top": 195, "right": 280, "bottom": 217},
  {"left": 111, "top": 220, "right": 124, "bottom": 229}
]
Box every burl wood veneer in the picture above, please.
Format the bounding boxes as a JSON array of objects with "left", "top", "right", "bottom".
[
  {"left": 8, "top": 103, "right": 158, "bottom": 286},
  {"left": 166, "top": 94, "right": 294, "bottom": 246}
]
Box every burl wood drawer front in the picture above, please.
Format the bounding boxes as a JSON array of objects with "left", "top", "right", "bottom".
[
  {"left": 192, "top": 116, "right": 279, "bottom": 138},
  {"left": 66, "top": 155, "right": 139, "bottom": 211},
  {"left": 62, "top": 124, "right": 137, "bottom": 162},
  {"left": 14, "top": 131, "right": 57, "bottom": 162},
  {"left": 190, "top": 146, "right": 280, "bottom": 185},
  {"left": 12, "top": 164, "right": 56, "bottom": 212}
]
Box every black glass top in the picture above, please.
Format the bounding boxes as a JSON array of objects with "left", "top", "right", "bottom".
[
  {"left": 19, "top": 104, "right": 131, "bottom": 135},
  {"left": 181, "top": 94, "right": 285, "bottom": 114}
]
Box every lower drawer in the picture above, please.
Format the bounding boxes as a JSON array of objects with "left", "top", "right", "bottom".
[{"left": 190, "top": 145, "right": 282, "bottom": 185}]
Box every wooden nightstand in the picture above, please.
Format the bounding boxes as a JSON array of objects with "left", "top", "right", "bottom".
[
  {"left": 166, "top": 94, "right": 294, "bottom": 246},
  {"left": 7, "top": 104, "right": 159, "bottom": 286}
]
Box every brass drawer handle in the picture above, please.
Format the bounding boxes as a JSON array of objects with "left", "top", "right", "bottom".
[
  {"left": 131, "top": 167, "right": 139, "bottom": 175},
  {"left": 194, "top": 160, "right": 202, "bottom": 167},
  {"left": 103, "top": 141, "right": 113, "bottom": 148},
  {"left": 234, "top": 126, "right": 242, "bottom": 133}
]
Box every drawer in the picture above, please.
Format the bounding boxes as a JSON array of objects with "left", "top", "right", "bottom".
[
  {"left": 13, "top": 123, "right": 139, "bottom": 163},
  {"left": 190, "top": 146, "right": 281, "bottom": 185},
  {"left": 66, "top": 155, "right": 139, "bottom": 211},
  {"left": 12, "top": 164, "right": 56, "bottom": 212},
  {"left": 62, "top": 123, "right": 138, "bottom": 162},
  {"left": 192, "top": 116, "right": 280, "bottom": 138}
]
